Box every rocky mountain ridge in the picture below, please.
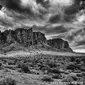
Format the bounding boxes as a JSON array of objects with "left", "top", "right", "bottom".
[
  {"left": 47, "top": 38, "right": 73, "bottom": 52},
  {"left": 0, "top": 28, "right": 73, "bottom": 52}
]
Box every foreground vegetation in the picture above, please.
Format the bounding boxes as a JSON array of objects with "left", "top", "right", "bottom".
[{"left": 0, "top": 54, "right": 85, "bottom": 85}]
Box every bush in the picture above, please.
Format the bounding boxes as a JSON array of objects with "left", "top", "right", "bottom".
[
  {"left": 0, "top": 63, "right": 2, "bottom": 69},
  {"left": 41, "top": 76, "right": 53, "bottom": 82},
  {"left": 71, "top": 76, "right": 77, "bottom": 81},
  {"left": 48, "top": 68, "right": 61, "bottom": 74},
  {"left": 76, "top": 73, "right": 83, "bottom": 77},
  {"left": 8, "top": 62, "right": 14, "bottom": 65},
  {"left": 17, "top": 61, "right": 31, "bottom": 73},
  {"left": 70, "top": 57, "right": 75, "bottom": 62},
  {"left": 52, "top": 74, "right": 62, "bottom": 79},
  {"left": 47, "top": 61, "right": 57, "bottom": 68},
  {"left": 67, "top": 64, "right": 80, "bottom": 70},
  {"left": 20, "top": 64, "right": 30, "bottom": 73},
  {"left": 0, "top": 77, "right": 16, "bottom": 85},
  {"left": 16, "top": 61, "right": 23, "bottom": 68},
  {"left": 80, "top": 67, "right": 85, "bottom": 71}
]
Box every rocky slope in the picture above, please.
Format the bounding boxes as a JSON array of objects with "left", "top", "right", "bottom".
[{"left": 0, "top": 28, "right": 73, "bottom": 52}]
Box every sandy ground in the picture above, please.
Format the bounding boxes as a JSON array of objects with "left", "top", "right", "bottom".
[{"left": 0, "top": 50, "right": 84, "bottom": 58}]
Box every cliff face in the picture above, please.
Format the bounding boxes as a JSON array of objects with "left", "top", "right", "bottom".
[
  {"left": 0, "top": 28, "right": 47, "bottom": 47},
  {"left": 0, "top": 28, "right": 73, "bottom": 52},
  {"left": 47, "top": 38, "right": 73, "bottom": 52},
  {"left": 14, "top": 28, "right": 33, "bottom": 46},
  {"left": 33, "top": 32, "right": 47, "bottom": 45}
]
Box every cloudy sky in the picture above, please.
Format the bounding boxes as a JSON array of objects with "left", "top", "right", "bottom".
[{"left": 0, "top": 0, "right": 85, "bottom": 53}]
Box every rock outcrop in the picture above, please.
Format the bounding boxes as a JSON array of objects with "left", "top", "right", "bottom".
[
  {"left": 0, "top": 28, "right": 73, "bottom": 52},
  {"left": 33, "top": 32, "right": 47, "bottom": 45},
  {"left": 0, "top": 28, "right": 47, "bottom": 47},
  {"left": 47, "top": 38, "right": 73, "bottom": 52},
  {"left": 14, "top": 28, "right": 33, "bottom": 46}
]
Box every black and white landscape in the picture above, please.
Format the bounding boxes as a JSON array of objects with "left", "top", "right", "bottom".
[{"left": 0, "top": 0, "right": 84, "bottom": 85}]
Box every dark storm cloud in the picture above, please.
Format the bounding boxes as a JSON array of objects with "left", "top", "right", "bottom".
[
  {"left": 74, "top": 0, "right": 85, "bottom": 10},
  {"left": 64, "top": 0, "right": 85, "bottom": 15},
  {"left": 0, "top": 0, "right": 49, "bottom": 30},
  {"left": 0, "top": 5, "right": 2, "bottom": 9},
  {"left": 36, "top": 0, "right": 50, "bottom": 8},
  {"left": 63, "top": 0, "right": 85, "bottom": 23},
  {"left": 49, "top": 14, "right": 61, "bottom": 23},
  {"left": 0, "top": 0, "right": 49, "bottom": 18},
  {"left": 64, "top": 4, "right": 78, "bottom": 15},
  {"left": 64, "top": 14, "right": 76, "bottom": 22},
  {"left": 0, "top": 0, "right": 37, "bottom": 16},
  {"left": 63, "top": 27, "right": 85, "bottom": 47},
  {"left": 0, "top": 0, "right": 20, "bottom": 10}
]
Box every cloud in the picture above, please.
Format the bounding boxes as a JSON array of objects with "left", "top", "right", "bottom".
[
  {"left": 36, "top": 0, "right": 50, "bottom": 8},
  {"left": 0, "top": 0, "right": 85, "bottom": 52},
  {"left": 50, "top": 0, "right": 72, "bottom": 6},
  {"left": 0, "top": 0, "right": 48, "bottom": 17},
  {"left": 0, "top": 0, "right": 49, "bottom": 31},
  {"left": 49, "top": 14, "right": 61, "bottom": 23},
  {"left": 74, "top": 49, "right": 85, "bottom": 53},
  {"left": 0, "top": 5, "right": 2, "bottom": 9},
  {"left": 73, "top": 45, "right": 85, "bottom": 53},
  {"left": 45, "top": 25, "right": 68, "bottom": 34},
  {"left": 0, "top": 0, "right": 77, "bottom": 28}
]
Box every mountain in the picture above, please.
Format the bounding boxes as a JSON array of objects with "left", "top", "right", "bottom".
[
  {"left": 0, "top": 28, "right": 46, "bottom": 46},
  {"left": 47, "top": 38, "right": 73, "bottom": 52},
  {"left": 0, "top": 28, "right": 73, "bottom": 53}
]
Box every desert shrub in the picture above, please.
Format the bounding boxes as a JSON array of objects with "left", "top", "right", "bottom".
[
  {"left": 0, "top": 63, "right": 2, "bottom": 69},
  {"left": 80, "top": 66, "right": 85, "bottom": 71},
  {"left": 20, "top": 64, "right": 30, "bottom": 73},
  {"left": 71, "top": 76, "right": 78, "bottom": 81},
  {"left": 16, "top": 61, "right": 31, "bottom": 73},
  {"left": 76, "top": 74, "right": 83, "bottom": 77},
  {"left": 52, "top": 74, "right": 62, "bottom": 79},
  {"left": 67, "top": 64, "right": 80, "bottom": 70},
  {"left": 8, "top": 61, "right": 15, "bottom": 65},
  {"left": 5, "top": 65, "right": 16, "bottom": 70},
  {"left": 48, "top": 68, "right": 61, "bottom": 74},
  {"left": 62, "top": 76, "right": 79, "bottom": 85},
  {"left": 47, "top": 61, "right": 57, "bottom": 68},
  {"left": 70, "top": 57, "right": 75, "bottom": 62},
  {"left": 41, "top": 76, "right": 53, "bottom": 82},
  {"left": 76, "top": 59, "right": 80, "bottom": 64},
  {"left": 62, "top": 76, "right": 73, "bottom": 82},
  {"left": 39, "top": 65, "right": 50, "bottom": 71},
  {"left": 2, "top": 59, "right": 7, "bottom": 64},
  {"left": 0, "top": 62, "right": 2, "bottom": 67},
  {"left": 16, "top": 61, "right": 23, "bottom": 68},
  {"left": 0, "top": 77, "right": 16, "bottom": 85},
  {"left": 82, "top": 73, "right": 85, "bottom": 76}
]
